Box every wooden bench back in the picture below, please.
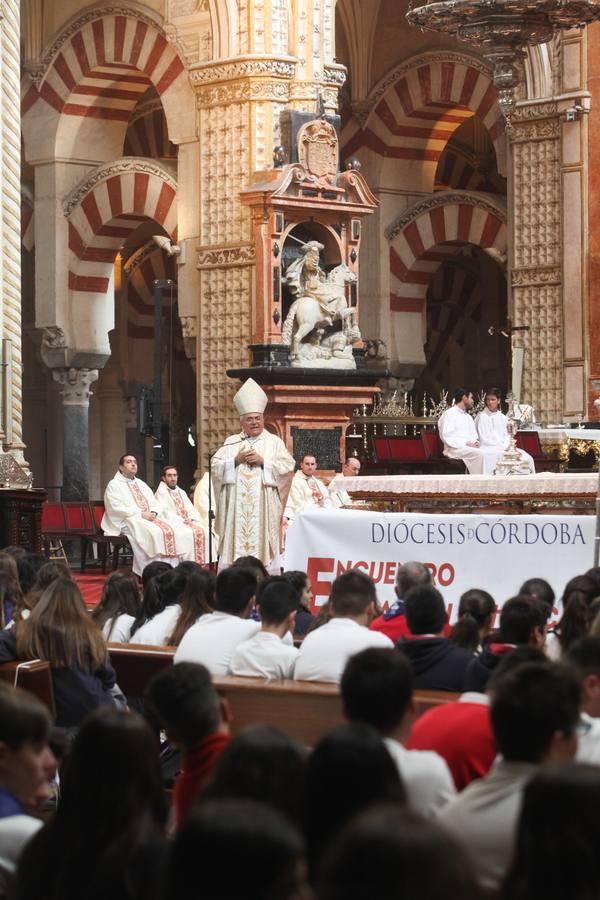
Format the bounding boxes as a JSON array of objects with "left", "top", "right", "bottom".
[
  {"left": 0, "top": 660, "right": 57, "bottom": 719},
  {"left": 108, "top": 644, "right": 459, "bottom": 746}
]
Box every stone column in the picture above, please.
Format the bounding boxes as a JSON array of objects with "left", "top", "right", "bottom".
[
  {"left": 52, "top": 368, "right": 98, "bottom": 500},
  {"left": 1, "top": 0, "right": 27, "bottom": 461}
]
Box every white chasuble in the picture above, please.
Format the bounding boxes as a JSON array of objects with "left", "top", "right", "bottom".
[
  {"left": 154, "top": 482, "right": 207, "bottom": 564},
  {"left": 212, "top": 431, "right": 295, "bottom": 568},
  {"left": 102, "top": 472, "right": 180, "bottom": 560}
]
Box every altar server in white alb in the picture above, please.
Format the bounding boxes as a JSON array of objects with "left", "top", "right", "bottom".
[
  {"left": 438, "top": 388, "right": 503, "bottom": 475},
  {"left": 284, "top": 454, "right": 332, "bottom": 524},
  {"left": 102, "top": 454, "right": 191, "bottom": 575},
  {"left": 154, "top": 465, "right": 208, "bottom": 563},
  {"left": 211, "top": 378, "right": 295, "bottom": 571},
  {"left": 475, "top": 388, "right": 535, "bottom": 473}
]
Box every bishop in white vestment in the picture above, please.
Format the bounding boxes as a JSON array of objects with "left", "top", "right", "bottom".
[
  {"left": 284, "top": 455, "right": 332, "bottom": 524},
  {"left": 102, "top": 455, "right": 190, "bottom": 575},
  {"left": 438, "top": 390, "right": 502, "bottom": 475},
  {"left": 475, "top": 392, "right": 535, "bottom": 473},
  {"left": 212, "top": 379, "right": 295, "bottom": 570},
  {"left": 154, "top": 466, "right": 208, "bottom": 564},
  {"left": 329, "top": 456, "right": 361, "bottom": 508}
]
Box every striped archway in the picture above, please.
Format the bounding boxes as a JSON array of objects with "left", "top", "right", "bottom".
[
  {"left": 342, "top": 51, "right": 506, "bottom": 185},
  {"left": 387, "top": 191, "right": 507, "bottom": 364},
  {"left": 123, "top": 242, "right": 176, "bottom": 341},
  {"left": 65, "top": 158, "right": 177, "bottom": 319},
  {"left": 124, "top": 89, "right": 176, "bottom": 159},
  {"left": 21, "top": 7, "right": 194, "bottom": 152}
]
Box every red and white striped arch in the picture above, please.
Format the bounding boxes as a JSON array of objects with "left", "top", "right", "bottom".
[
  {"left": 21, "top": 10, "right": 188, "bottom": 134},
  {"left": 387, "top": 192, "right": 506, "bottom": 361},
  {"left": 342, "top": 52, "right": 506, "bottom": 182},
  {"left": 124, "top": 94, "right": 177, "bottom": 159},
  {"left": 66, "top": 158, "right": 177, "bottom": 303},
  {"left": 389, "top": 193, "right": 506, "bottom": 313},
  {"left": 124, "top": 243, "right": 176, "bottom": 341}
]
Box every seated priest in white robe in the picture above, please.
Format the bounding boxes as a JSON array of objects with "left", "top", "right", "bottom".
[
  {"left": 438, "top": 388, "right": 503, "bottom": 475},
  {"left": 212, "top": 378, "right": 295, "bottom": 572},
  {"left": 284, "top": 455, "right": 332, "bottom": 524},
  {"left": 154, "top": 465, "right": 208, "bottom": 564},
  {"left": 102, "top": 455, "right": 195, "bottom": 576},
  {"left": 475, "top": 389, "right": 535, "bottom": 473},
  {"left": 329, "top": 456, "right": 361, "bottom": 508}
]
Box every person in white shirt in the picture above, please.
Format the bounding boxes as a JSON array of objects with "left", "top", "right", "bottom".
[
  {"left": 329, "top": 456, "right": 361, "bottom": 508},
  {"left": 439, "top": 662, "right": 580, "bottom": 893},
  {"left": 341, "top": 647, "right": 455, "bottom": 817},
  {"left": 129, "top": 567, "right": 184, "bottom": 646},
  {"left": 294, "top": 570, "right": 393, "bottom": 683},
  {"left": 174, "top": 566, "right": 260, "bottom": 675},
  {"left": 284, "top": 455, "right": 332, "bottom": 525},
  {"left": 438, "top": 388, "right": 502, "bottom": 475},
  {"left": 91, "top": 571, "right": 141, "bottom": 644},
  {"left": 231, "top": 577, "right": 298, "bottom": 679},
  {"left": 155, "top": 465, "right": 209, "bottom": 564},
  {"left": 475, "top": 388, "right": 535, "bottom": 473}
]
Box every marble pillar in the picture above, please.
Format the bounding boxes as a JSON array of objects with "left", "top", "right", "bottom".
[{"left": 52, "top": 368, "right": 98, "bottom": 501}]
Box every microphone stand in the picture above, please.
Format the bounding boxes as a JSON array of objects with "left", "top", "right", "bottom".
[
  {"left": 207, "top": 448, "right": 217, "bottom": 572},
  {"left": 207, "top": 436, "right": 246, "bottom": 573}
]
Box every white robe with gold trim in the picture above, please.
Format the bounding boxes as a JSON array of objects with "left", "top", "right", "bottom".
[
  {"left": 154, "top": 481, "right": 208, "bottom": 564},
  {"left": 212, "top": 430, "right": 295, "bottom": 569},
  {"left": 102, "top": 472, "right": 184, "bottom": 575}
]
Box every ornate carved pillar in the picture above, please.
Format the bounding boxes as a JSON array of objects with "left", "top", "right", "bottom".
[
  {"left": 52, "top": 368, "right": 99, "bottom": 501},
  {"left": 1, "top": 0, "right": 27, "bottom": 462},
  {"left": 510, "top": 103, "right": 562, "bottom": 423},
  {"left": 511, "top": 32, "right": 590, "bottom": 425}
]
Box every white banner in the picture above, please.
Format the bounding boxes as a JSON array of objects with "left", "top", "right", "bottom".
[{"left": 285, "top": 509, "right": 595, "bottom": 626}]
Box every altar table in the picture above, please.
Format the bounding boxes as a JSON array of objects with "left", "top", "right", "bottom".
[{"left": 328, "top": 472, "right": 598, "bottom": 514}]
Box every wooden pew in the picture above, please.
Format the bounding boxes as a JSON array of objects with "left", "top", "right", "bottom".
[
  {"left": 107, "top": 644, "right": 459, "bottom": 746},
  {"left": 0, "top": 660, "right": 57, "bottom": 719}
]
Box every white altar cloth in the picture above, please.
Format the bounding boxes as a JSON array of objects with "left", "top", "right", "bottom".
[{"left": 328, "top": 472, "right": 598, "bottom": 497}]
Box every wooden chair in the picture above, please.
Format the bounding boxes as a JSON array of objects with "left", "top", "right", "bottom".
[
  {"left": 515, "top": 431, "right": 561, "bottom": 472},
  {"left": 82, "top": 501, "right": 131, "bottom": 573},
  {"left": 421, "top": 429, "right": 466, "bottom": 472},
  {"left": 41, "top": 502, "right": 68, "bottom": 562}
]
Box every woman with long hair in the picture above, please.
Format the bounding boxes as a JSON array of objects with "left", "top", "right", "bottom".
[
  {"left": 282, "top": 570, "right": 315, "bottom": 637},
  {"left": 23, "top": 561, "right": 73, "bottom": 619},
  {"left": 546, "top": 574, "right": 599, "bottom": 659},
  {"left": 450, "top": 589, "right": 496, "bottom": 653},
  {"left": 0, "top": 577, "right": 116, "bottom": 727},
  {"left": 167, "top": 569, "right": 215, "bottom": 646},
  {"left": 17, "top": 707, "right": 167, "bottom": 900},
  {"left": 129, "top": 567, "right": 186, "bottom": 646},
  {"left": 319, "top": 804, "right": 483, "bottom": 900},
  {"left": 502, "top": 764, "right": 600, "bottom": 900},
  {"left": 91, "top": 571, "right": 141, "bottom": 642},
  {"left": 305, "top": 723, "right": 405, "bottom": 875},
  {"left": 0, "top": 572, "right": 24, "bottom": 629}
]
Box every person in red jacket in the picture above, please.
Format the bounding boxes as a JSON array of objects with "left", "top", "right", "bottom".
[
  {"left": 369, "top": 561, "right": 432, "bottom": 642},
  {"left": 407, "top": 646, "right": 547, "bottom": 790},
  {"left": 146, "top": 662, "right": 231, "bottom": 827}
]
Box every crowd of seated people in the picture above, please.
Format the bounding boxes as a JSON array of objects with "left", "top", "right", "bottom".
[{"left": 1, "top": 546, "right": 600, "bottom": 898}]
